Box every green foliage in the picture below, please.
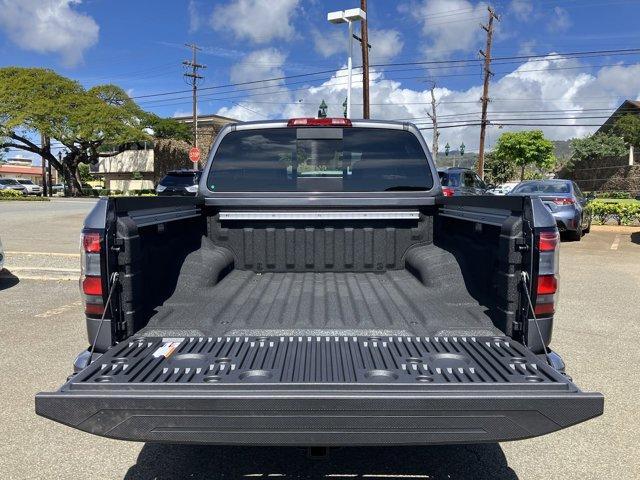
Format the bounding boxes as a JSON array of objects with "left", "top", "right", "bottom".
[
  {"left": 131, "top": 171, "right": 143, "bottom": 180},
  {"left": 77, "top": 163, "right": 92, "bottom": 182},
  {"left": 612, "top": 114, "right": 640, "bottom": 148},
  {"left": 569, "top": 133, "right": 628, "bottom": 164},
  {"left": 483, "top": 152, "right": 517, "bottom": 184},
  {"left": 0, "top": 189, "right": 23, "bottom": 197},
  {"left": 145, "top": 114, "right": 192, "bottom": 142},
  {"left": 592, "top": 191, "right": 632, "bottom": 199},
  {"left": 589, "top": 200, "right": 640, "bottom": 225},
  {"left": 492, "top": 130, "right": 556, "bottom": 180}
]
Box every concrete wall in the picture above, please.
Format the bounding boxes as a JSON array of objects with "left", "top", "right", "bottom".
[{"left": 97, "top": 149, "right": 154, "bottom": 173}]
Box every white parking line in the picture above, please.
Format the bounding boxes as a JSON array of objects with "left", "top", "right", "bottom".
[
  {"left": 10, "top": 266, "right": 80, "bottom": 273},
  {"left": 5, "top": 251, "right": 79, "bottom": 257},
  {"left": 610, "top": 235, "right": 621, "bottom": 250},
  {"left": 0, "top": 274, "right": 76, "bottom": 281}
]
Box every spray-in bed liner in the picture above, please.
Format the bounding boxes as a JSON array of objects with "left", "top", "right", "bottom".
[{"left": 142, "top": 268, "right": 500, "bottom": 338}]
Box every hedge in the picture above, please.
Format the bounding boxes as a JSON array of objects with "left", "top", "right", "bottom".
[
  {"left": 0, "top": 189, "right": 50, "bottom": 201},
  {"left": 589, "top": 200, "right": 640, "bottom": 225},
  {"left": 0, "top": 189, "right": 23, "bottom": 198}
]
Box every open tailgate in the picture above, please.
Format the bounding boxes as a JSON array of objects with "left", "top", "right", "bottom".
[{"left": 36, "top": 335, "right": 603, "bottom": 445}]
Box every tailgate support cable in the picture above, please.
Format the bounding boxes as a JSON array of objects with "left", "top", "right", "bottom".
[
  {"left": 89, "top": 272, "right": 120, "bottom": 362},
  {"left": 520, "top": 271, "right": 552, "bottom": 367}
]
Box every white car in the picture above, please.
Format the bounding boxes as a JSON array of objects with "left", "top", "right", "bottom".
[
  {"left": 17, "top": 179, "right": 43, "bottom": 195},
  {"left": 488, "top": 181, "right": 520, "bottom": 196},
  {"left": 0, "top": 236, "right": 4, "bottom": 271}
]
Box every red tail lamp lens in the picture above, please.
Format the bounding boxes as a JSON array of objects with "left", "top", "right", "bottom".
[
  {"left": 537, "top": 275, "right": 558, "bottom": 295},
  {"left": 442, "top": 186, "right": 455, "bottom": 197},
  {"left": 287, "top": 117, "right": 352, "bottom": 127},
  {"left": 534, "top": 302, "right": 555, "bottom": 315},
  {"left": 82, "top": 232, "right": 101, "bottom": 253},
  {"left": 84, "top": 303, "right": 105, "bottom": 315},
  {"left": 539, "top": 231, "right": 559, "bottom": 252},
  {"left": 553, "top": 197, "right": 574, "bottom": 205},
  {"left": 82, "top": 276, "right": 103, "bottom": 296}
]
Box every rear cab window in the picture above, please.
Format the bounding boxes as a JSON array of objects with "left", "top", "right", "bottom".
[
  {"left": 206, "top": 127, "right": 433, "bottom": 192},
  {"left": 160, "top": 172, "right": 201, "bottom": 186}
]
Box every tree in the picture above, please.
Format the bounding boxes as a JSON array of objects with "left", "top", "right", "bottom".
[
  {"left": 483, "top": 152, "right": 517, "bottom": 184},
  {"left": 569, "top": 133, "right": 627, "bottom": 165},
  {"left": 145, "top": 114, "right": 192, "bottom": 142},
  {"left": 77, "top": 163, "right": 92, "bottom": 183},
  {"left": 492, "top": 130, "right": 556, "bottom": 181},
  {"left": 611, "top": 114, "right": 640, "bottom": 148},
  {"left": 0, "top": 67, "right": 150, "bottom": 196}
]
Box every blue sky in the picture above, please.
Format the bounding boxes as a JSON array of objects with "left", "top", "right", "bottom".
[{"left": 2, "top": 0, "right": 640, "bottom": 156}]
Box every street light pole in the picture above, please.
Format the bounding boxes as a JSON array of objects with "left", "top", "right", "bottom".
[{"left": 328, "top": 8, "right": 366, "bottom": 119}]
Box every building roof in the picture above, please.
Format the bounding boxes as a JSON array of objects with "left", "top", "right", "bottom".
[
  {"left": 173, "top": 113, "right": 237, "bottom": 126},
  {"left": 0, "top": 165, "right": 42, "bottom": 176},
  {"left": 596, "top": 100, "right": 640, "bottom": 134}
]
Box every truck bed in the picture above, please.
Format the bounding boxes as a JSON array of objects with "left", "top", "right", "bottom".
[{"left": 141, "top": 247, "right": 500, "bottom": 339}]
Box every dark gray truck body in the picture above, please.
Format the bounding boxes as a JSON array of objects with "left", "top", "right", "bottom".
[{"left": 36, "top": 120, "right": 603, "bottom": 445}]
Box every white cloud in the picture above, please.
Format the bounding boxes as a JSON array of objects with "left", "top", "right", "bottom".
[
  {"left": 216, "top": 54, "right": 640, "bottom": 153},
  {"left": 518, "top": 40, "right": 536, "bottom": 56},
  {"left": 210, "top": 0, "right": 299, "bottom": 44},
  {"left": 549, "top": 6, "right": 571, "bottom": 32},
  {"left": 313, "top": 28, "right": 403, "bottom": 64},
  {"left": 188, "top": 0, "right": 202, "bottom": 33},
  {"left": 509, "top": 0, "right": 533, "bottom": 21},
  {"left": 0, "top": 0, "right": 98, "bottom": 66},
  {"left": 413, "top": 0, "right": 488, "bottom": 59}
]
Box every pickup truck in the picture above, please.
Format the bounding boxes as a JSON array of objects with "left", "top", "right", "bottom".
[{"left": 36, "top": 118, "right": 603, "bottom": 446}]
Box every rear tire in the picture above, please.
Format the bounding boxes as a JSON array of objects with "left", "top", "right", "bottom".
[
  {"left": 568, "top": 223, "right": 583, "bottom": 241},
  {"left": 584, "top": 215, "right": 591, "bottom": 234}
]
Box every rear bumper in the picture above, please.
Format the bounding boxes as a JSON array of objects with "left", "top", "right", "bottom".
[
  {"left": 36, "top": 335, "right": 603, "bottom": 445},
  {"left": 36, "top": 388, "right": 603, "bottom": 445}
]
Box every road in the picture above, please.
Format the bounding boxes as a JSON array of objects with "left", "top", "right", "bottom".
[{"left": 1, "top": 198, "right": 639, "bottom": 479}]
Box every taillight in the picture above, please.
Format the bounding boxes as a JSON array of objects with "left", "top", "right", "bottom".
[
  {"left": 287, "top": 117, "right": 352, "bottom": 127},
  {"left": 534, "top": 228, "right": 560, "bottom": 317},
  {"left": 442, "top": 186, "right": 455, "bottom": 197},
  {"left": 538, "top": 231, "right": 559, "bottom": 252},
  {"left": 80, "top": 230, "right": 104, "bottom": 316},
  {"left": 537, "top": 275, "right": 558, "bottom": 295},
  {"left": 553, "top": 197, "right": 574, "bottom": 205}
]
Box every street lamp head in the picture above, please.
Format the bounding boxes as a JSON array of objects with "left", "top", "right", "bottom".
[{"left": 327, "top": 8, "right": 366, "bottom": 24}]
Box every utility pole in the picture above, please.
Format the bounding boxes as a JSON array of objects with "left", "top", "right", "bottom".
[
  {"left": 477, "top": 6, "right": 499, "bottom": 179},
  {"left": 426, "top": 83, "right": 440, "bottom": 157},
  {"left": 360, "top": 0, "right": 370, "bottom": 119},
  {"left": 183, "top": 43, "right": 206, "bottom": 157}
]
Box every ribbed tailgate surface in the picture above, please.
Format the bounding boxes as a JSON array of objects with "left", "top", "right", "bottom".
[{"left": 69, "top": 336, "right": 572, "bottom": 388}]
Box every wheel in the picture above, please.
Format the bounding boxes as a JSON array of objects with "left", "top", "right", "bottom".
[
  {"left": 583, "top": 215, "right": 591, "bottom": 234},
  {"left": 568, "top": 222, "right": 583, "bottom": 241}
]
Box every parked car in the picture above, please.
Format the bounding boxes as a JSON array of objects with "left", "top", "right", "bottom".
[
  {"left": 437, "top": 167, "right": 494, "bottom": 195},
  {"left": 508, "top": 179, "right": 593, "bottom": 240},
  {"left": 51, "top": 183, "right": 65, "bottom": 195},
  {"left": 0, "top": 178, "right": 27, "bottom": 194},
  {"left": 156, "top": 169, "right": 201, "bottom": 196},
  {"left": 16, "top": 179, "right": 43, "bottom": 195},
  {"left": 37, "top": 118, "right": 603, "bottom": 447},
  {"left": 488, "top": 181, "right": 520, "bottom": 196}
]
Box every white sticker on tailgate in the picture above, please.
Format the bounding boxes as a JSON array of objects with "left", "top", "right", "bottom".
[{"left": 152, "top": 341, "right": 182, "bottom": 358}]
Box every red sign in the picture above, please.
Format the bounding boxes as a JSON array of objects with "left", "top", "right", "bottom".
[{"left": 189, "top": 147, "right": 201, "bottom": 163}]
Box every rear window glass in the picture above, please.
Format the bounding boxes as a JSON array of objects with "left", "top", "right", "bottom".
[
  {"left": 160, "top": 172, "right": 201, "bottom": 186},
  {"left": 438, "top": 172, "right": 460, "bottom": 187},
  {"left": 511, "top": 181, "right": 570, "bottom": 194},
  {"left": 207, "top": 127, "right": 433, "bottom": 192}
]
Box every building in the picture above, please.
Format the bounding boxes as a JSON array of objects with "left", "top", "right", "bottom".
[
  {"left": 0, "top": 158, "right": 58, "bottom": 184},
  {"left": 596, "top": 99, "right": 640, "bottom": 165},
  {"left": 93, "top": 113, "right": 236, "bottom": 192},
  {"left": 173, "top": 113, "right": 237, "bottom": 157}
]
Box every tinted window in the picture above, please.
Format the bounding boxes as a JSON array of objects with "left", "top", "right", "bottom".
[
  {"left": 463, "top": 171, "right": 476, "bottom": 188},
  {"left": 511, "top": 181, "right": 571, "bottom": 194},
  {"left": 207, "top": 128, "right": 432, "bottom": 192},
  {"left": 0, "top": 179, "right": 20, "bottom": 185},
  {"left": 160, "top": 172, "right": 201, "bottom": 187},
  {"left": 439, "top": 172, "right": 460, "bottom": 187},
  {"left": 18, "top": 180, "right": 35, "bottom": 185}
]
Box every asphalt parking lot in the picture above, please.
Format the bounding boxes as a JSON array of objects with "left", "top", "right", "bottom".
[{"left": 1, "top": 198, "right": 639, "bottom": 480}]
